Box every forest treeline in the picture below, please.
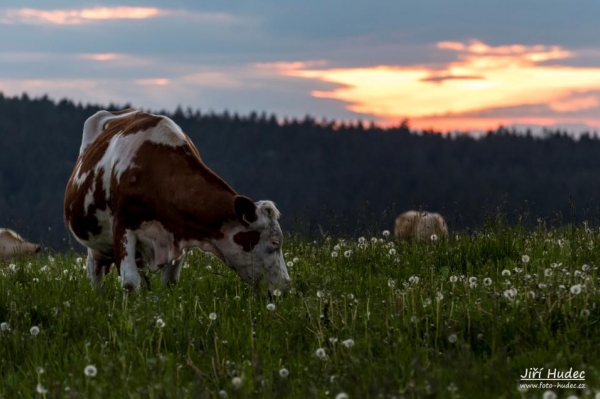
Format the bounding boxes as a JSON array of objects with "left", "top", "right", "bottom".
[{"left": 1, "top": 93, "right": 600, "bottom": 251}]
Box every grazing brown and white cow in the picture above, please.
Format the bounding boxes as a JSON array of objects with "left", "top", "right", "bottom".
[
  {"left": 394, "top": 211, "right": 448, "bottom": 243},
  {"left": 64, "top": 109, "right": 290, "bottom": 293},
  {"left": 0, "top": 228, "right": 41, "bottom": 258}
]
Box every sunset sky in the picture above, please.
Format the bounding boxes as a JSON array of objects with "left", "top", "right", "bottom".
[{"left": 2, "top": 1, "right": 600, "bottom": 132}]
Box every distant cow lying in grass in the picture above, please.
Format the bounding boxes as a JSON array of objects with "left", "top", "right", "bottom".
[
  {"left": 0, "top": 228, "right": 41, "bottom": 258},
  {"left": 64, "top": 109, "right": 291, "bottom": 294},
  {"left": 394, "top": 211, "right": 448, "bottom": 242}
]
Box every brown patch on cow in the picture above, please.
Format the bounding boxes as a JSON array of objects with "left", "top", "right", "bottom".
[
  {"left": 103, "top": 112, "right": 162, "bottom": 136},
  {"left": 233, "top": 231, "right": 261, "bottom": 252}
]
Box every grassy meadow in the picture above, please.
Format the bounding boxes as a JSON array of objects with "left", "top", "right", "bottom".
[{"left": 1, "top": 223, "right": 600, "bottom": 398}]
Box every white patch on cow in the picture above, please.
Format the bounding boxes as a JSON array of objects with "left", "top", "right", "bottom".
[
  {"left": 73, "top": 160, "right": 91, "bottom": 188},
  {"left": 150, "top": 118, "right": 187, "bottom": 147},
  {"left": 83, "top": 187, "right": 95, "bottom": 215},
  {"left": 80, "top": 110, "right": 137, "bottom": 155}
]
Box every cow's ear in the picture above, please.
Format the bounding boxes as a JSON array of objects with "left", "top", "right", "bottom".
[{"left": 234, "top": 195, "right": 257, "bottom": 226}]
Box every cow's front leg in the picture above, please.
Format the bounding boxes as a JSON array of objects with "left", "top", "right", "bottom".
[
  {"left": 161, "top": 254, "right": 186, "bottom": 286},
  {"left": 117, "top": 229, "right": 141, "bottom": 291}
]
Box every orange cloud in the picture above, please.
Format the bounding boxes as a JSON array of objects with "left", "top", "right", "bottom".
[
  {"left": 0, "top": 7, "right": 166, "bottom": 25},
  {"left": 135, "top": 78, "right": 170, "bottom": 86},
  {"left": 79, "top": 53, "right": 121, "bottom": 61},
  {"left": 268, "top": 40, "right": 600, "bottom": 130}
]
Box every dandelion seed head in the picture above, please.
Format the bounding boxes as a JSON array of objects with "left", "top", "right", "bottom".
[
  {"left": 218, "top": 390, "right": 228, "bottom": 398},
  {"left": 358, "top": 237, "right": 366, "bottom": 244},
  {"left": 317, "top": 290, "right": 325, "bottom": 298},
  {"left": 483, "top": 277, "right": 492, "bottom": 286},
  {"left": 331, "top": 251, "right": 338, "bottom": 258},
  {"left": 430, "top": 234, "right": 438, "bottom": 242},
  {"left": 423, "top": 298, "right": 432, "bottom": 307},
  {"left": 272, "top": 289, "right": 282, "bottom": 297},
  {"left": 344, "top": 250, "right": 352, "bottom": 258},
  {"left": 329, "top": 337, "right": 338, "bottom": 344},
  {"left": 469, "top": 281, "right": 477, "bottom": 289},
  {"left": 522, "top": 254, "right": 530, "bottom": 263},
  {"left": 333, "top": 245, "right": 341, "bottom": 251},
  {"left": 436, "top": 292, "right": 444, "bottom": 301},
  {"left": 231, "top": 376, "right": 243, "bottom": 390},
  {"left": 30, "top": 326, "right": 40, "bottom": 336},
  {"left": 36, "top": 383, "right": 47, "bottom": 394},
  {"left": 279, "top": 368, "right": 289, "bottom": 378},
  {"left": 209, "top": 312, "right": 217, "bottom": 320},
  {"left": 293, "top": 257, "right": 299, "bottom": 263},
  {"left": 543, "top": 390, "right": 557, "bottom": 399},
  {"left": 335, "top": 393, "right": 349, "bottom": 399},
  {"left": 570, "top": 284, "right": 582, "bottom": 295},
  {"left": 582, "top": 264, "right": 591, "bottom": 272},
  {"left": 387, "top": 279, "right": 396, "bottom": 288},
  {"left": 287, "top": 261, "right": 294, "bottom": 267},
  {"left": 0, "top": 322, "right": 8, "bottom": 331},
  {"left": 469, "top": 277, "right": 477, "bottom": 284},
  {"left": 408, "top": 275, "right": 419, "bottom": 284},
  {"left": 581, "top": 309, "right": 590, "bottom": 317},
  {"left": 342, "top": 339, "right": 355, "bottom": 348},
  {"left": 448, "top": 334, "right": 458, "bottom": 343},
  {"left": 266, "top": 303, "right": 276, "bottom": 311},
  {"left": 315, "top": 348, "right": 327, "bottom": 360},
  {"left": 156, "top": 318, "right": 165, "bottom": 328},
  {"left": 388, "top": 248, "right": 396, "bottom": 255},
  {"left": 382, "top": 230, "right": 390, "bottom": 237},
  {"left": 449, "top": 275, "right": 458, "bottom": 283},
  {"left": 502, "top": 269, "right": 511, "bottom": 276},
  {"left": 84, "top": 364, "right": 98, "bottom": 377}
]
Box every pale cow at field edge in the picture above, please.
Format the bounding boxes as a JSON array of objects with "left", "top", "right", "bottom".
[
  {"left": 64, "top": 109, "right": 291, "bottom": 293},
  {"left": 0, "top": 228, "right": 41, "bottom": 258},
  {"left": 394, "top": 211, "right": 448, "bottom": 242}
]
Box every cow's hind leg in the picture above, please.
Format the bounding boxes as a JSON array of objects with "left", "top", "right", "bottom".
[
  {"left": 161, "top": 254, "right": 186, "bottom": 286},
  {"left": 116, "top": 229, "right": 142, "bottom": 291},
  {"left": 86, "top": 248, "right": 112, "bottom": 290}
]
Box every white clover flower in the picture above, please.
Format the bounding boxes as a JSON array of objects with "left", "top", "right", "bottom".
[
  {"left": 84, "top": 364, "right": 98, "bottom": 377},
  {"left": 382, "top": 230, "right": 390, "bottom": 237},
  {"left": 315, "top": 348, "right": 327, "bottom": 360},
  {"left": 358, "top": 237, "right": 366, "bottom": 244},
  {"left": 36, "top": 383, "right": 48, "bottom": 394},
  {"left": 448, "top": 334, "right": 458, "bottom": 343},
  {"left": 483, "top": 277, "right": 492, "bottom": 286},
  {"left": 209, "top": 312, "right": 217, "bottom": 320},
  {"left": 449, "top": 276, "right": 458, "bottom": 283},
  {"left": 156, "top": 318, "right": 166, "bottom": 328},
  {"left": 30, "top": 326, "right": 40, "bottom": 336},
  {"left": 408, "top": 275, "right": 419, "bottom": 284},
  {"left": 331, "top": 251, "right": 338, "bottom": 258},
  {"left": 287, "top": 261, "right": 294, "bottom": 268},
  {"left": 501, "top": 269, "right": 511, "bottom": 276},
  {"left": 388, "top": 248, "right": 397, "bottom": 255},
  {"left": 544, "top": 268, "right": 552, "bottom": 277},
  {"left": 231, "top": 376, "right": 243, "bottom": 390},
  {"left": 543, "top": 390, "right": 557, "bottom": 399},
  {"left": 436, "top": 292, "right": 444, "bottom": 301},
  {"left": 293, "top": 257, "right": 299, "bottom": 263},
  {"left": 279, "top": 368, "right": 289, "bottom": 378},
  {"left": 430, "top": 234, "right": 438, "bottom": 242},
  {"left": 344, "top": 250, "right": 352, "bottom": 258},
  {"left": 0, "top": 322, "right": 8, "bottom": 331},
  {"left": 336, "top": 393, "right": 349, "bottom": 399},
  {"left": 342, "top": 339, "right": 355, "bottom": 348},
  {"left": 266, "top": 303, "right": 276, "bottom": 311},
  {"left": 570, "top": 284, "right": 582, "bottom": 295},
  {"left": 272, "top": 289, "right": 282, "bottom": 297},
  {"left": 521, "top": 254, "right": 530, "bottom": 263},
  {"left": 333, "top": 245, "right": 341, "bottom": 251}
]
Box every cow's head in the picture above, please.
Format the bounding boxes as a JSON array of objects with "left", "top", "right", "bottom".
[{"left": 208, "top": 196, "right": 290, "bottom": 294}]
